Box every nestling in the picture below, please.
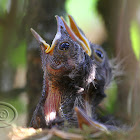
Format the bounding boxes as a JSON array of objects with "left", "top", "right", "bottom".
[{"left": 30, "top": 15, "right": 113, "bottom": 130}]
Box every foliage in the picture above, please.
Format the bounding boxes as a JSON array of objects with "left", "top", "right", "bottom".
[
  {"left": 66, "top": 0, "right": 99, "bottom": 30},
  {"left": 130, "top": 21, "right": 140, "bottom": 61},
  {"left": 0, "top": 0, "right": 27, "bottom": 68},
  {"left": 0, "top": 0, "right": 9, "bottom": 14}
]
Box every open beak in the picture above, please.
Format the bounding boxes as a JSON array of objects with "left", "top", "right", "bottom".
[
  {"left": 30, "top": 16, "right": 64, "bottom": 54},
  {"left": 75, "top": 107, "right": 110, "bottom": 134},
  {"left": 30, "top": 28, "right": 50, "bottom": 52},
  {"left": 61, "top": 15, "right": 91, "bottom": 56},
  {"left": 30, "top": 16, "right": 69, "bottom": 55},
  {"left": 31, "top": 15, "right": 91, "bottom": 56},
  {"left": 68, "top": 15, "right": 91, "bottom": 56}
]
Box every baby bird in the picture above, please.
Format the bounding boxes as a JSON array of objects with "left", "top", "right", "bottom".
[{"left": 30, "top": 15, "right": 113, "bottom": 131}]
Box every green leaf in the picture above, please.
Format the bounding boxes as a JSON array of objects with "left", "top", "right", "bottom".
[
  {"left": 130, "top": 21, "right": 140, "bottom": 60},
  {"left": 65, "top": 0, "right": 98, "bottom": 30},
  {"left": 0, "top": 0, "right": 9, "bottom": 13}
]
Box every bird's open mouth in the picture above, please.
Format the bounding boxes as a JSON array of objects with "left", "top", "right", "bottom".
[
  {"left": 30, "top": 15, "right": 93, "bottom": 125},
  {"left": 31, "top": 15, "right": 91, "bottom": 56}
]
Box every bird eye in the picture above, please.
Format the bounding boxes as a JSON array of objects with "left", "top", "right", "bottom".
[
  {"left": 94, "top": 49, "right": 104, "bottom": 62},
  {"left": 59, "top": 42, "right": 70, "bottom": 51}
]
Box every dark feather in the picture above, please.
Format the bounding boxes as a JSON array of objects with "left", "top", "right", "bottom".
[{"left": 30, "top": 15, "right": 114, "bottom": 130}]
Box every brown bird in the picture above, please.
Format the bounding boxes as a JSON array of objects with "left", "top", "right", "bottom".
[{"left": 30, "top": 15, "right": 114, "bottom": 131}]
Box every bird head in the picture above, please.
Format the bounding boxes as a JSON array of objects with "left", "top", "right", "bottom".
[
  {"left": 30, "top": 15, "right": 112, "bottom": 127},
  {"left": 31, "top": 15, "right": 91, "bottom": 78}
]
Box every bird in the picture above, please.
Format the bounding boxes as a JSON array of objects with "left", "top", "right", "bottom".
[{"left": 30, "top": 15, "right": 114, "bottom": 131}]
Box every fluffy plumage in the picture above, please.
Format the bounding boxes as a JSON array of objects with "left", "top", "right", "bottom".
[{"left": 30, "top": 15, "right": 112, "bottom": 129}]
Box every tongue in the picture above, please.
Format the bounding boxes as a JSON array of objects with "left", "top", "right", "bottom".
[{"left": 44, "top": 86, "right": 61, "bottom": 125}]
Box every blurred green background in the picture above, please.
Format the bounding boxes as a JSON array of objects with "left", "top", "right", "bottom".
[{"left": 0, "top": 0, "right": 140, "bottom": 139}]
